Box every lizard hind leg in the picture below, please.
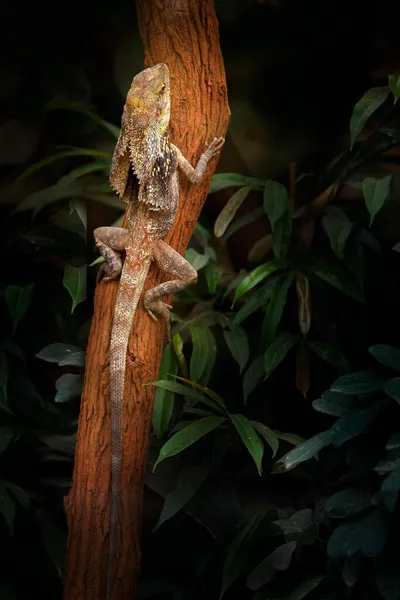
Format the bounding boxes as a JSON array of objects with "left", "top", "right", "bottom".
[
  {"left": 94, "top": 226, "right": 130, "bottom": 283},
  {"left": 144, "top": 239, "right": 198, "bottom": 340}
]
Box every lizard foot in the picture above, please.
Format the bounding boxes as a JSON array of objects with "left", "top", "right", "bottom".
[
  {"left": 143, "top": 298, "right": 173, "bottom": 342},
  {"left": 204, "top": 137, "right": 225, "bottom": 159},
  {"left": 96, "top": 259, "right": 122, "bottom": 283}
]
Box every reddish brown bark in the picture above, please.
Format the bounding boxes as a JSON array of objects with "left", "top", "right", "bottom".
[{"left": 62, "top": 1, "right": 230, "bottom": 599}]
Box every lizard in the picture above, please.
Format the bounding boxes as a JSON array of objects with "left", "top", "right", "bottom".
[{"left": 93, "top": 62, "right": 225, "bottom": 599}]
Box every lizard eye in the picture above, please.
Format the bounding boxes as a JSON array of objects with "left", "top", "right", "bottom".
[{"left": 156, "top": 82, "right": 166, "bottom": 94}]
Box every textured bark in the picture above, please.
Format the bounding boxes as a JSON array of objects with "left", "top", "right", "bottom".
[{"left": 62, "top": 1, "right": 230, "bottom": 599}]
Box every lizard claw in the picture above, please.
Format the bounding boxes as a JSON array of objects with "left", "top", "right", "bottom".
[
  {"left": 96, "top": 260, "right": 122, "bottom": 284},
  {"left": 204, "top": 137, "right": 225, "bottom": 159},
  {"left": 143, "top": 298, "right": 173, "bottom": 340},
  {"left": 147, "top": 309, "right": 158, "bottom": 322}
]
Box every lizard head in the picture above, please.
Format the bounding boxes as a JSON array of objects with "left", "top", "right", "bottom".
[
  {"left": 126, "top": 63, "right": 170, "bottom": 132},
  {"left": 109, "top": 63, "right": 172, "bottom": 197}
]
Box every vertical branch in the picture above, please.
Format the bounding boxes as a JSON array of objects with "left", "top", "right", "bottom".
[{"left": 62, "top": 1, "right": 230, "bottom": 599}]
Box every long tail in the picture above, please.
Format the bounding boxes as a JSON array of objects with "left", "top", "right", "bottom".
[{"left": 106, "top": 252, "right": 152, "bottom": 600}]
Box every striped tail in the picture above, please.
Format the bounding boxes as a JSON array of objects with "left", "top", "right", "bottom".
[{"left": 106, "top": 252, "right": 152, "bottom": 599}]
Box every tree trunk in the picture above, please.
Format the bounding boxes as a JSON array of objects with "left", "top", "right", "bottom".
[{"left": 62, "top": 1, "right": 230, "bottom": 599}]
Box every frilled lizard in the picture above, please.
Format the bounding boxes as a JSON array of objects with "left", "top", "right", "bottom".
[{"left": 93, "top": 63, "right": 224, "bottom": 598}]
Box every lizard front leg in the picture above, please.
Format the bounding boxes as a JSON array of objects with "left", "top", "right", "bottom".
[
  {"left": 173, "top": 137, "right": 225, "bottom": 185},
  {"left": 94, "top": 226, "right": 130, "bottom": 283},
  {"left": 144, "top": 239, "right": 197, "bottom": 340}
]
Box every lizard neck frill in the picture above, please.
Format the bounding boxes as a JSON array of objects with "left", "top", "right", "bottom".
[{"left": 135, "top": 132, "right": 178, "bottom": 211}]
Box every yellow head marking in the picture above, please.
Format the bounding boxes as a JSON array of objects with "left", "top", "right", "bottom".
[
  {"left": 127, "top": 96, "right": 148, "bottom": 111},
  {"left": 156, "top": 82, "right": 166, "bottom": 94}
]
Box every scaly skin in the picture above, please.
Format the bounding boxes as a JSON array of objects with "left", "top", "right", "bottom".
[{"left": 93, "top": 63, "right": 224, "bottom": 599}]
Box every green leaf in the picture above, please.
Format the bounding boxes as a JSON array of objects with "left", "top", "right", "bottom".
[
  {"left": 296, "top": 273, "right": 311, "bottom": 338},
  {"left": 0, "top": 350, "right": 8, "bottom": 401},
  {"left": 263, "top": 180, "right": 289, "bottom": 231},
  {"left": 17, "top": 147, "right": 112, "bottom": 182},
  {"left": 325, "top": 488, "right": 372, "bottom": 518},
  {"left": 55, "top": 374, "right": 83, "bottom": 403},
  {"left": 230, "top": 414, "right": 264, "bottom": 475},
  {"left": 36, "top": 343, "right": 83, "bottom": 365},
  {"left": 233, "top": 260, "right": 285, "bottom": 305},
  {"left": 272, "top": 204, "right": 292, "bottom": 260},
  {"left": 243, "top": 355, "right": 264, "bottom": 404},
  {"left": 147, "top": 380, "right": 224, "bottom": 415},
  {"left": 321, "top": 206, "right": 353, "bottom": 259},
  {"left": 374, "top": 457, "right": 400, "bottom": 474},
  {"left": 362, "top": 175, "right": 392, "bottom": 226},
  {"left": 193, "top": 221, "right": 211, "bottom": 248},
  {"left": 171, "top": 375, "right": 227, "bottom": 412},
  {"left": 3, "top": 481, "right": 30, "bottom": 510},
  {"left": 312, "top": 391, "right": 352, "bottom": 417},
  {"left": 2, "top": 340, "right": 25, "bottom": 363},
  {"left": 214, "top": 186, "right": 253, "bottom": 237},
  {"left": 63, "top": 265, "right": 86, "bottom": 313},
  {"left": 59, "top": 351, "right": 85, "bottom": 367},
  {"left": 201, "top": 328, "right": 217, "bottom": 386},
  {"left": 342, "top": 556, "right": 361, "bottom": 588},
  {"left": 233, "top": 285, "right": 271, "bottom": 326},
  {"left": 251, "top": 421, "right": 279, "bottom": 457},
  {"left": 152, "top": 345, "right": 178, "bottom": 438},
  {"left": 247, "top": 542, "right": 297, "bottom": 591},
  {"left": 275, "top": 432, "right": 305, "bottom": 447},
  {"left": 0, "top": 481, "right": 15, "bottom": 531},
  {"left": 331, "top": 371, "right": 385, "bottom": 395},
  {"left": 289, "top": 508, "right": 313, "bottom": 530},
  {"left": 14, "top": 182, "right": 73, "bottom": 214},
  {"left": 370, "top": 344, "right": 400, "bottom": 372},
  {"left": 6, "top": 284, "right": 34, "bottom": 333},
  {"left": 184, "top": 248, "right": 209, "bottom": 271},
  {"left": 154, "top": 463, "right": 210, "bottom": 530},
  {"left": 209, "top": 173, "right": 265, "bottom": 193},
  {"left": 330, "top": 403, "right": 384, "bottom": 446},
  {"left": 248, "top": 561, "right": 275, "bottom": 591},
  {"left": 349, "top": 86, "right": 389, "bottom": 149},
  {"left": 205, "top": 260, "right": 222, "bottom": 294},
  {"left": 385, "top": 377, "right": 400, "bottom": 403},
  {"left": 60, "top": 160, "right": 110, "bottom": 187},
  {"left": 220, "top": 515, "right": 261, "bottom": 599},
  {"left": 223, "top": 326, "right": 249, "bottom": 372},
  {"left": 358, "top": 227, "right": 381, "bottom": 251},
  {"left": 269, "top": 541, "right": 297, "bottom": 569},
  {"left": 46, "top": 99, "right": 120, "bottom": 140},
  {"left": 70, "top": 198, "right": 87, "bottom": 231},
  {"left": 327, "top": 509, "right": 387, "bottom": 558},
  {"left": 153, "top": 416, "right": 225, "bottom": 470},
  {"left": 89, "top": 255, "right": 105, "bottom": 267},
  {"left": 223, "top": 206, "right": 264, "bottom": 242},
  {"left": 282, "top": 577, "right": 324, "bottom": 600},
  {"left": 264, "top": 332, "right": 298, "bottom": 380},
  {"left": 172, "top": 333, "right": 188, "bottom": 379},
  {"left": 190, "top": 326, "right": 216, "bottom": 384},
  {"left": 275, "top": 430, "right": 332, "bottom": 472},
  {"left": 381, "top": 468, "right": 400, "bottom": 511},
  {"left": 0, "top": 389, "right": 14, "bottom": 416},
  {"left": 389, "top": 74, "right": 400, "bottom": 103},
  {"left": 0, "top": 426, "right": 14, "bottom": 455},
  {"left": 262, "top": 272, "right": 295, "bottom": 344},
  {"left": 37, "top": 514, "right": 67, "bottom": 575},
  {"left": 304, "top": 259, "right": 364, "bottom": 302},
  {"left": 308, "top": 341, "right": 349, "bottom": 370},
  {"left": 386, "top": 433, "right": 400, "bottom": 450}
]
